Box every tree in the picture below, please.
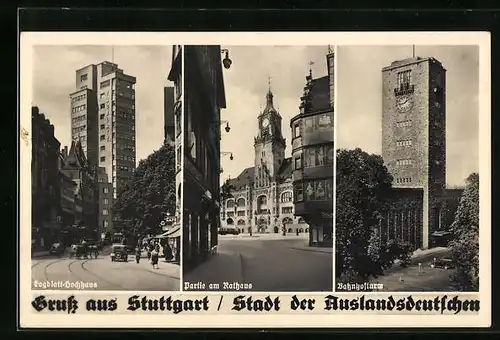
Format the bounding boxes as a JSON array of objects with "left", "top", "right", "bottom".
[
  {"left": 449, "top": 173, "right": 479, "bottom": 291},
  {"left": 113, "top": 142, "right": 176, "bottom": 237},
  {"left": 336, "top": 148, "right": 397, "bottom": 281}
]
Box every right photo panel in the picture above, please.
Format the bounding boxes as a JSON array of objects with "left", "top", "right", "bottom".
[{"left": 335, "top": 45, "right": 480, "bottom": 293}]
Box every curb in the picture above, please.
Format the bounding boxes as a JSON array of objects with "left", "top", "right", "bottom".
[{"left": 290, "top": 247, "right": 333, "bottom": 254}]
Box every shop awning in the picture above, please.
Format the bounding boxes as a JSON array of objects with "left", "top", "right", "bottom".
[{"left": 156, "top": 226, "right": 181, "bottom": 239}]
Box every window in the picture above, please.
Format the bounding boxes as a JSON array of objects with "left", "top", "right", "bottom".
[
  {"left": 100, "top": 145, "right": 105, "bottom": 151},
  {"left": 100, "top": 135, "right": 105, "bottom": 140},
  {"left": 237, "top": 211, "right": 245, "bottom": 216},
  {"left": 396, "top": 120, "right": 412, "bottom": 128},
  {"left": 294, "top": 155, "right": 302, "bottom": 170},
  {"left": 397, "top": 70, "right": 412, "bottom": 88},
  {"left": 293, "top": 123, "right": 301, "bottom": 138},
  {"left": 227, "top": 200, "right": 235, "bottom": 209},
  {"left": 80, "top": 74, "right": 88, "bottom": 81},
  {"left": 104, "top": 198, "right": 109, "bottom": 205},
  {"left": 294, "top": 183, "right": 303, "bottom": 202},
  {"left": 100, "top": 103, "right": 106, "bottom": 109},
  {"left": 102, "top": 209, "right": 109, "bottom": 216},
  {"left": 396, "top": 140, "right": 412, "bottom": 147},
  {"left": 282, "top": 207, "right": 293, "bottom": 214},
  {"left": 100, "top": 124, "right": 105, "bottom": 130},
  {"left": 100, "top": 80, "right": 110, "bottom": 88},
  {"left": 103, "top": 187, "right": 109, "bottom": 194},
  {"left": 100, "top": 114, "right": 105, "bottom": 119},
  {"left": 303, "top": 144, "right": 334, "bottom": 168},
  {"left": 100, "top": 156, "right": 105, "bottom": 162},
  {"left": 281, "top": 191, "right": 293, "bottom": 203},
  {"left": 103, "top": 220, "right": 109, "bottom": 229},
  {"left": 396, "top": 159, "right": 413, "bottom": 166}
]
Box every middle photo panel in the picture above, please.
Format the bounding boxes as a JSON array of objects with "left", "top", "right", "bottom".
[{"left": 182, "top": 45, "right": 334, "bottom": 292}]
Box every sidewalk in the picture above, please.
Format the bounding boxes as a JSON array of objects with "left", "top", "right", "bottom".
[
  {"left": 290, "top": 244, "right": 334, "bottom": 254},
  {"left": 32, "top": 250, "right": 52, "bottom": 258},
  {"left": 137, "top": 258, "right": 180, "bottom": 279},
  {"left": 183, "top": 251, "right": 243, "bottom": 284}
]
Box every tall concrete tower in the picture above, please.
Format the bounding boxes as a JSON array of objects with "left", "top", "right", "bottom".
[
  {"left": 382, "top": 56, "right": 446, "bottom": 249},
  {"left": 70, "top": 61, "right": 136, "bottom": 200}
]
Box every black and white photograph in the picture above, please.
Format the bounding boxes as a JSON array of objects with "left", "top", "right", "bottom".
[
  {"left": 182, "top": 45, "right": 334, "bottom": 292},
  {"left": 30, "top": 45, "right": 182, "bottom": 291},
  {"left": 335, "top": 45, "right": 480, "bottom": 292}
]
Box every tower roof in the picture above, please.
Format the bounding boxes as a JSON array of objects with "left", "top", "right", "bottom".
[{"left": 262, "top": 82, "right": 279, "bottom": 116}]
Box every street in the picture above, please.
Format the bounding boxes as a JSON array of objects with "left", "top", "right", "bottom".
[
  {"left": 31, "top": 251, "right": 180, "bottom": 291},
  {"left": 184, "top": 234, "right": 333, "bottom": 292}
]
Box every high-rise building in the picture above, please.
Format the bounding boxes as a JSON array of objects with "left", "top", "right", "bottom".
[
  {"left": 290, "top": 51, "right": 335, "bottom": 247},
  {"left": 70, "top": 61, "right": 136, "bottom": 200},
  {"left": 96, "top": 167, "right": 113, "bottom": 238},
  {"left": 381, "top": 56, "right": 446, "bottom": 249}
]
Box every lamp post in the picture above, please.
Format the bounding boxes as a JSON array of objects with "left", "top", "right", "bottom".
[
  {"left": 221, "top": 49, "right": 232, "bottom": 69},
  {"left": 221, "top": 152, "right": 234, "bottom": 161},
  {"left": 212, "top": 120, "right": 231, "bottom": 133}
]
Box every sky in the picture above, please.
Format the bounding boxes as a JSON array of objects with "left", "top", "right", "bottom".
[
  {"left": 337, "top": 45, "right": 479, "bottom": 187},
  {"left": 219, "top": 45, "right": 331, "bottom": 182},
  {"left": 32, "top": 45, "right": 173, "bottom": 164}
]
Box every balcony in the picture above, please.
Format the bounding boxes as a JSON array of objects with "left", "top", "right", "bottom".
[{"left": 394, "top": 83, "right": 415, "bottom": 96}]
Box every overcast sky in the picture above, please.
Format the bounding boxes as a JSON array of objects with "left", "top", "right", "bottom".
[
  {"left": 32, "top": 45, "right": 172, "bottom": 164},
  {"left": 337, "top": 45, "right": 479, "bottom": 187},
  {"left": 220, "top": 45, "right": 331, "bottom": 182}
]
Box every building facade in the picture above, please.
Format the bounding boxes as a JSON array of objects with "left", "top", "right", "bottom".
[
  {"left": 31, "top": 106, "right": 61, "bottom": 249},
  {"left": 222, "top": 88, "right": 309, "bottom": 235},
  {"left": 70, "top": 61, "right": 136, "bottom": 200},
  {"left": 183, "top": 45, "right": 226, "bottom": 270},
  {"left": 96, "top": 167, "right": 113, "bottom": 238},
  {"left": 166, "top": 45, "right": 183, "bottom": 262},
  {"left": 381, "top": 56, "right": 446, "bottom": 249},
  {"left": 290, "top": 51, "right": 335, "bottom": 247},
  {"left": 164, "top": 86, "right": 175, "bottom": 144},
  {"left": 59, "top": 140, "right": 98, "bottom": 239}
]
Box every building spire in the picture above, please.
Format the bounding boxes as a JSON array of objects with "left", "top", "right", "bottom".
[
  {"left": 264, "top": 78, "right": 276, "bottom": 114},
  {"left": 308, "top": 61, "right": 315, "bottom": 77}
]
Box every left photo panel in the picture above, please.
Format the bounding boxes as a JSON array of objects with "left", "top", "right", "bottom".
[{"left": 29, "top": 45, "right": 182, "bottom": 291}]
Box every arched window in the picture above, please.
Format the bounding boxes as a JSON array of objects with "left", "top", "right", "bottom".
[
  {"left": 257, "top": 195, "right": 267, "bottom": 210},
  {"left": 236, "top": 197, "right": 246, "bottom": 207},
  {"left": 282, "top": 217, "right": 293, "bottom": 225},
  {"left": 226, "top": 199, "right": 235, "bottom": 209},
  {"left": 237, "top": 219, "right": 245, "bottom": 225},
  {"left": 280, "top": 191, "right": 293, "bottom": 203},
  {"left": 298, "top": 217, "right": 305, "bottom": 224}
]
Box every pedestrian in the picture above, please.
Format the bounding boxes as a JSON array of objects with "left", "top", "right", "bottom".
[
  {"left": 151, "top": 245, "right": 160, "bottom": 269},
  {"left": 135, "top": 246, "right": 141, "bottom": 264},
  {"left": 164, "top": 243, "right": 173, "bottom": 262}
]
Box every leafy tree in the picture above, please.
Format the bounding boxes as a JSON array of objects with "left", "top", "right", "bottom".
[
  {"left": 449, "top": 173, "right": 479, "bottom": 291},
  {"left": 113, "top": 142, "right": 176, "bottom": 238},
  {"left": 336, "top": 148, "right": 395, "bottom": 280}
]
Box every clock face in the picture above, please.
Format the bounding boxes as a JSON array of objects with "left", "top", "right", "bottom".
[
  {"left": 262, "top": 118, "right": 270, "bottom": 128},
  {"left": 396, "top": 95, "right": 413, "bottom": 113}
]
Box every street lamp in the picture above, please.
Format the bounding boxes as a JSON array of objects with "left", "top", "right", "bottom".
[
  {"left": 221, "top": 152, "right": 234, "bottom": 161},
  {"left": 213, "top": 120, "right": 231, "bottom": 133},
  {"left": 221, "top": 49, "right": 232, "bottom": 69}
]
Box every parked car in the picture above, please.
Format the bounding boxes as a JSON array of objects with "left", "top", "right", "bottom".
[
  {"left": 219, "top": 226, "right": 240, "bottom": 235},
  {"left": 431, "top": 258, "right": 455, "bottom": 270},
  {"left": 110, "top": 244, "right": 128, "bottom": 262}
]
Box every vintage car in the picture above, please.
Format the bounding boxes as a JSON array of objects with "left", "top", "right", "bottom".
[
  {"left": 110, "top": 244, "right": 128, "bottom": 262},
  {"left": 431, "top": 258, "right": 455, "bottom": 270},
  {"left": 219, "top": 226, "right": 240, "bottom": 235}
]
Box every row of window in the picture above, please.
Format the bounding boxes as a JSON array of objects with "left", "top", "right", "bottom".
[
  {"left": 397, "top": 70, "right": 412, "bottom": 88},
  {"left": 71, "top": 94, "right": 86, "bottom": 103},
  {"left": 396, "top": 140, "right": 412, "bottom": 147},
  {"left": 396, "top": 177, "right": 413, "bottom": 184},
  {"left": 294, "top": 144, "right": 335, "bottom": 170},
  {"left": 72, "top": 115, "right": 86, "bottom": 124},
  {"left": 100, "top": 133, "right": 135, "bottom": 142},
  {"left": 72, "top": 105, "right": 86, "bottom": 113},
  {"left": 396, "top": 159, "right": 413, "bottom": 166},
  {"left": 72, "top": 126, "right": 86, "bottom": 134},
  {"left": 294, "top": 178, "right": 333, "bottom": 202},
  {"left": 396, "top": 120, "right": 412, "bottom": 128},
  {"left": 227, "top": 192, "right": 293, "bottom": 209},
  {"left": 227, "top": 207, "right": 293, "bottom": 216},
  {"left": 292, "top": 112, "right": 333, "bottom": 139}
]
